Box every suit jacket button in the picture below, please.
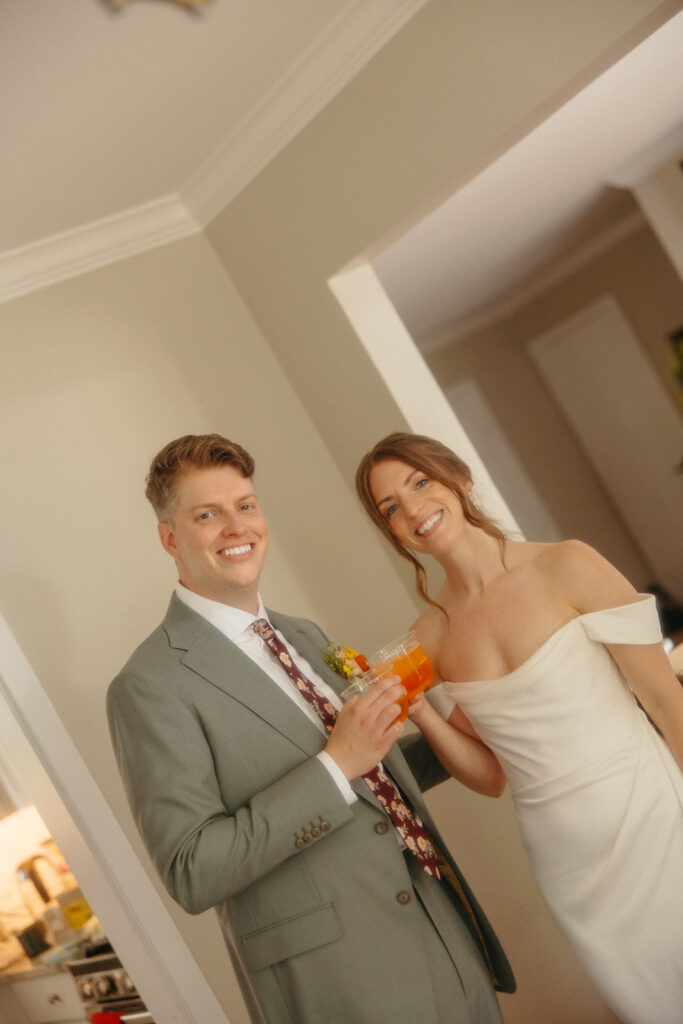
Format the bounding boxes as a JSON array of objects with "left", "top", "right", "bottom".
[
  {"left": 375, "top": 821, "right": 389, "bottom": 835},
  {"left": 396, "top": 890, "right": 412, "bottom": 905},
  {"left": 303, "top": 832, "right": 313, "bottom": 843},
  {"left": 295, "top": 838, "right": 305, "bottom": 849},
  {"left": 320, "top": 820, "right": 331, "bottom": 832},
  {"left": 311, "top": 827, "right": 321, "bottom": 838}
]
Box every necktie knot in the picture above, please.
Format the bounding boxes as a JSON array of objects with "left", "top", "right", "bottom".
[{"left": 251, "top": 617, "right": 273, "bottom": 638}]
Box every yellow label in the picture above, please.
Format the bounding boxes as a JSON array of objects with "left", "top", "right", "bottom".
[{"left": 61, "top": 898, "right": 92, "bottom": 929}]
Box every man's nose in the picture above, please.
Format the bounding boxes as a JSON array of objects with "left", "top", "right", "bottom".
[{"left": 221, "top": 514, "right": 245, "bottom": 535}]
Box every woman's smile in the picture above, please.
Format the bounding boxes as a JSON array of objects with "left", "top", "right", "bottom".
[{"left": 416, "top": 510, "right": 443, "bottom": 536}]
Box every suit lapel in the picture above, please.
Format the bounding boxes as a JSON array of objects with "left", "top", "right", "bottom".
[
  {"left": 164, "top": 597, "right": 416, "bottom": 814},
  {"left": 266, "top": 611, "right": 368, "bottom": 803},
  {"left": 268, "top": 611, "right": 347, "bottom": 696},
  {"left": 162, "top": 596, "right": 325, "bottom": 758}
]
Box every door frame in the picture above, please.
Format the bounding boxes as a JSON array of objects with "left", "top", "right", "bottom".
[{"left": 0, "top": 611, "right": 231, "bottom": 1024}]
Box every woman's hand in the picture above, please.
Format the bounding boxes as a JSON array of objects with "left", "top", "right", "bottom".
[{"left": 407, "top": 692, "right": 429, "bottom": 724}]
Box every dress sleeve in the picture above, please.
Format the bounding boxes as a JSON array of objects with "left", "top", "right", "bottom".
[
  {"left": 425, "top": 682, "right": 457, "bottom": 720},
  {"left": 579, "top": 594, "right": 663, "bottom": 645}
]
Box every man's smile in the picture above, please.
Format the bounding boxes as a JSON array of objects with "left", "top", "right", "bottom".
[{"left": 218, "top": 543, "right": 254, "bottom": 558}]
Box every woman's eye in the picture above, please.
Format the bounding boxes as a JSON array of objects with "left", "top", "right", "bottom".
[
  {"left": 385, "top": 503, "right": 399, "bottom": 519},
  {"left": 415, "top": 477, "right": 429, "bottom": 489}
]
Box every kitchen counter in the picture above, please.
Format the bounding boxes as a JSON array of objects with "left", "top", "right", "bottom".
[
  {"left": 0, "top": 937, "right": 35, "bottom": 979},
  {"left": 0, "top": 938, "right": 84, "bottom": 983},
  {"left": 0, "top": 912, "right": 108, "bottom": 980}
]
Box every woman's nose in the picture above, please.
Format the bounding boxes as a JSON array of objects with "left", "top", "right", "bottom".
[{"left": 404, "top": 495, "right": 423, "bottom": 521}]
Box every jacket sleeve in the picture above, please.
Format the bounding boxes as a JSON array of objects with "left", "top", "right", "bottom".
[
  {"left": 398, "top": 730, "right": 450, "bottom": 792},
  {"left": 106, "top": 666, "right": 355, "bottom": 915}
]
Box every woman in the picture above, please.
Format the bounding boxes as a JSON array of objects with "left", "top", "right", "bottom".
[{"left": 356, "top": 432, "right": 683, "bottom": 1024}]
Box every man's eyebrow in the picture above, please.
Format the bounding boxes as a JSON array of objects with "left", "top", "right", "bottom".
[
  {"left": 376, "top": 469, "right": 418, "bottom": 508},
  {"left": 188, "top": 492, "right": 257, "bottom": 512}
]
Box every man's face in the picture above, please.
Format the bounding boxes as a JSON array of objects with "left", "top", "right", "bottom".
[{"left": 158, "top": 464, "right": 269, "bottom": 613}]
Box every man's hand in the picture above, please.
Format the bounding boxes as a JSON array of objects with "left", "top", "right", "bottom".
[{"left": 325, "top": 675, "right": 405, "bottom": 779}]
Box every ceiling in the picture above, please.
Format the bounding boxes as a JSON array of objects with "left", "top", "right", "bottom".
[
  {"left": 373, "top": 11, "right": 683, "bottom": 349},
  {"left": 2, "top": 1, "right": 681, "bottom": 324},
  {"left": 0, "top": 0, "right": 425, "bottom": 254}
]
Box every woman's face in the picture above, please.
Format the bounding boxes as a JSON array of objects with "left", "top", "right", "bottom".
[{"left": 368, "top": 458, "right": 467, "bottom": 554}]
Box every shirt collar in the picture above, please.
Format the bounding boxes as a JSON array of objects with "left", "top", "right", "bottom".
[{"left": 175, "top": 582, "right": 267, "bottom": 642}]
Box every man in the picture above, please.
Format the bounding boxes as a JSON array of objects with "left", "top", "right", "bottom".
[{"left": 107, "top": 434, "right": 514, "bottom": 1024}]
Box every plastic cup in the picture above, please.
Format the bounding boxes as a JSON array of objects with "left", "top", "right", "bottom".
[
  {"left": 340, "top": 666, "right": 410, "bottom": 721},
  {"left": 368, "top": 631, "right": 433, "bottom": 704}
]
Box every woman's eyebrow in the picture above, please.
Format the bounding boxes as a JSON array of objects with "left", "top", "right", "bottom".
[{"left": 376, "top": 468, "right": 419, "bottom": 508}]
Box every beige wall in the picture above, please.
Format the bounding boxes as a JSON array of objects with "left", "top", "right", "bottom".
[
  {"left": 0, "top": 232, "right": 416, "bottom": 1020},
  {"left": 427, "top": 223, "right": 683, "bottom": 592},
  {"left": 635, "top": 156, "right": 683, "bottom": 280},
  {"left": 205, "top": 0, "right": 678, "bottom": 480},
  {"left": 2, "top": 1, "right": 679, "bottom": 1022}
]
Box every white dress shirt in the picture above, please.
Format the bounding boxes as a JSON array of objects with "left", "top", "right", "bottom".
[{"left": 175, "top": 584, "right": 356, "bottom": 803}]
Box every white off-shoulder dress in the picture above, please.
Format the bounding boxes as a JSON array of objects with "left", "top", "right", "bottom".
[{"left": 427, "top": 596, "right": 683, "bottom": 1024}]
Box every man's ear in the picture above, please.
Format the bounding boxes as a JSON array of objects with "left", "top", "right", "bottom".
[{"left": 157, "top": 521, "right": 177, "bottom": 558}]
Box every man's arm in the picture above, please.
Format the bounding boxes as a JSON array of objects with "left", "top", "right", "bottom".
[{"left": 107, "top": 667, "right": 355, "bottom": 914}]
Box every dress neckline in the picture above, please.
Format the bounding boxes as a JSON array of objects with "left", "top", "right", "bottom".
[{"left": 445, "top": 594, "right": 654, "bottom": 691}]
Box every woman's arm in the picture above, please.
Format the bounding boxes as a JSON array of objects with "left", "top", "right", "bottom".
[
  {"left": 408, "top": 695, "right": 507, "bottom": 797},
  {"left": 608, "top": 641, "right": 683, "bottom": 772},
  {"left": 549, "top": 540, "right": 683, "bottom": 772}
]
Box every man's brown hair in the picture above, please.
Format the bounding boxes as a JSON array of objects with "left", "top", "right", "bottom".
[{"left": 145, "top": 434, "right": 255, "bottom": 522}]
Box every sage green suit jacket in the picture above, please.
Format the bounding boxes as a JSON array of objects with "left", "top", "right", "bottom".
[{"left": 107, "top": 595, "right": 513, "bottom": 1023}]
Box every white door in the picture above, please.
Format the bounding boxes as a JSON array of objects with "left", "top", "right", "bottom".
[{"left": 528, "top": 294, "right": 683, "bottom": 599}]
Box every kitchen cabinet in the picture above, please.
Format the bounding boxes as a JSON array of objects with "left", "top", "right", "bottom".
[
  {"left": 0, "top": 970, "right": 87, "bottom": 1024},
  {"left": 0, "top": 983, "right": 31, "bottom": 1024}
]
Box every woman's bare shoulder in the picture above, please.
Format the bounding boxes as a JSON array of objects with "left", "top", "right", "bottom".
[
  {"left": 412, "top": 603, "right": 446, "bottom": 642},
  {"left": 505, "top": 537, "right": 606, "bottom": 572},
  {"left": 531, "top": 539, "right": 638, "bottom": 612},
  {"left": 411, "top": 604, "right": 450, "bottom": 671}
]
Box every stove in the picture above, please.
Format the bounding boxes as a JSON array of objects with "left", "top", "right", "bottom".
[{"left": 67, "top": 951, "right": 149, "bottom": 1018}]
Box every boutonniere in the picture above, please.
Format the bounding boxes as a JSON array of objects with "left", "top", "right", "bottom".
[{"left": 324, "top": 642, "right": 370, "bottom": 680}]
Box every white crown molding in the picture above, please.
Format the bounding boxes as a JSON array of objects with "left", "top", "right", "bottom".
[
  {"left": 181, "top": 0, "right": 430, "bottom": 226},
  {"left": 0, "top": 0, "right": 427, "bottom": 305},
  {"left": 0, "top": 195, "right": 199, "bottom": 306},
  {"left": 418, "top": 208, "right": 647, "bottom": 354}
]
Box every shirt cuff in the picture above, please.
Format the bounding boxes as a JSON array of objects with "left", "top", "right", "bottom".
[{"left": 316, "top": 751, "right": 357, "bottom": 805}]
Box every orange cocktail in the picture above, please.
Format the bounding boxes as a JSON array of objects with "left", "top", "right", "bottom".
[{"left": 370, "top": 632, "right": 434, "bottom": 721}]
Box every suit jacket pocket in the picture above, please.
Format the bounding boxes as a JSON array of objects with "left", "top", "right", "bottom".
[{"left": 239, "top": 903, "right": 343, "bottom": 972}]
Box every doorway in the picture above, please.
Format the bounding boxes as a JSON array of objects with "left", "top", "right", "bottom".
[{"left": 0, "top": 611, "right": 230, "bottom": 1024}]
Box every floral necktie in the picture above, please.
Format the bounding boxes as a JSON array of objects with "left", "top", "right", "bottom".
[{"left": 250, "top": 618, "right": 440, "bottom": 878}]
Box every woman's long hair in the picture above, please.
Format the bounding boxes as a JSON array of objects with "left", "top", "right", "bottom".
[{"left": 356, "top": 432, "right": 507, "bottom": 609}]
